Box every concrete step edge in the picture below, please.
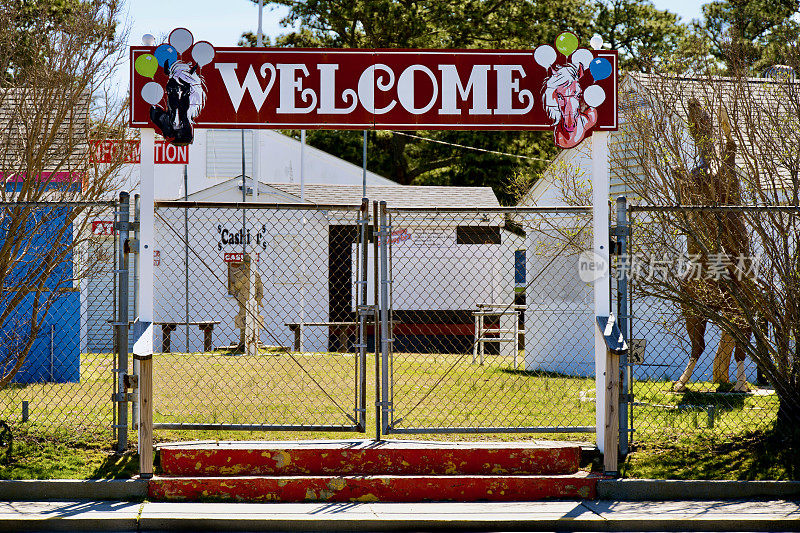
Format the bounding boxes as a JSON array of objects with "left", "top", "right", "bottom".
[
  {"left": 598, "top": 479, "right": 800, "bottom": 500},
  {"left": 0, "top": 479, "right": 148, "bottom": 500}
]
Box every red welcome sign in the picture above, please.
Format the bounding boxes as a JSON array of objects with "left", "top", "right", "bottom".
[{"left": 130, "top": 45, "right": 618, "bottom": 139}]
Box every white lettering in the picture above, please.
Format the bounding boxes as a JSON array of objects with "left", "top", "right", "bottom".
[
  {"left": 215, "top": 63, "right": 276, "bottom": 112},
  {"left": 397, "top": 65, "right": 438, "bottom": 115},
  {"left": 494, "top": 65, "right": 534, "bottom": 115},
  {"left": 317, "top": 64, "right": 357, "bottom": 114},
  {"left": 357, "top": 64, "right": 396, "bottom": 114},
  {"left": 276, "top": 63, "right": 317, "bottom": 114},
  {"left": 438, "top": 65, "right": 491, "bottom": 115}
]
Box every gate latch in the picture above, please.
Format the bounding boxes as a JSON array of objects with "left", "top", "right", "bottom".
[{"left": 123, "top": 373, "right": 138, "bottom": 390}]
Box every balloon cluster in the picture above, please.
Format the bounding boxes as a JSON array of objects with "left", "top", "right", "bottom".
[
  {"left": 134, "top": 28, "right": 216, "bottom": 106},
  {"left": 534, "top": 31, "right": 612, "bottom": 108}
]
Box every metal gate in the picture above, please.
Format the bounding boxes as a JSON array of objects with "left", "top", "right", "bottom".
[
  {"left": 376, "top": 203, "right": 597, "bottom": 435},
  {"left": 145, "top": 200, "right": 371, "bottom": 433}
]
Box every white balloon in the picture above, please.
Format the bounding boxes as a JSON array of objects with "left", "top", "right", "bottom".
[
  {"left": 141, "top": 82, "right": 164, "bottom": 105},
  {"left": 584, "top": 85, "right": 606, "bottom": 108},
  {"left": 191, "top": 41, "right": 215, "bottom": 67},
  {"left": 571, "top": 48, "right": 593, "bottom": 71},
  {"left": 590, "top": 34, "right": 604, "bottom": 51},
  {"left": 169, "top": 28, "right": 194, "bottom": 54},
  {"left": 534, "top": 45, "right": 556, "bottom": 69}
]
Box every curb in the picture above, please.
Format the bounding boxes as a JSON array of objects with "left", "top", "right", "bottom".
[
  {"left": 0, "top": 479, "right": 148, "bottom": 501},
  {"left": 598, "top": 479, "right": 800, "bottom": 500}
]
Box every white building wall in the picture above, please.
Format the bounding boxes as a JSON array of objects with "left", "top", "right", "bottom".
[
  {"left": 152, "top": 208, "right": 330, "bottom": 353},
  {"left": 521, "top": 132, "right": 759, "bottom": 382}
]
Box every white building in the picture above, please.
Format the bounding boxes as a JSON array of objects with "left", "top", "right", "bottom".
[
  {"left": 517, "top": 74, "right": 775, "bottom": 382},
  {"left": 150, "top": 182, "right": 519, "bottom": 354}
]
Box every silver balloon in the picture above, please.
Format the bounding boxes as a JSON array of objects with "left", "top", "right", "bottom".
[
  {"left": 191, "top": 41, "right": 215, "bottom": 67},
  {"left": 571, "top": 49, "right": 593, "bottom": 71},
  {"left": 169, "top": 28, "right": 194, "bottom": 54},
  {"left": 583, "top": 85, "right": 606, "bottom": 108},
  {"left": 534, "top": 45, "right": 556, "bottom": 69},
  {"left": 141, "top": 81, "right": 164, "bottom": 105}
]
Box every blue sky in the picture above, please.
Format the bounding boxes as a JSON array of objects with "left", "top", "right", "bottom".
[{"left": 122, "top": 0, "right": 705, "bottom": 50}]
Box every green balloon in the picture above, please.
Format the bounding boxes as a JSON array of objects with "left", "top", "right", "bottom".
[
  {"left": 555, "top": 32, "right": 579, "bottom": 57},
  {"left": 135, "top": 54, "right": 158, "bottom": 79}
]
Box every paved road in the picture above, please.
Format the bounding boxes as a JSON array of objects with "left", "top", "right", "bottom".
[{"left": 2, "top": 499, "right": 799, "bottom": 531}]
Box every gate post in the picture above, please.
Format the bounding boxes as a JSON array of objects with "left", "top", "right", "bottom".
[
  {"left": 115, "top": 192, "right": 131, "bottom": 453},
  {"left": 378, "top": 201, "right": 391, "bottom": 437},
  {"left": 616, "top": 196, "right": 629, "bottom": 456},
  {"left": 356, "top": 198, "right": 369, "bottom": 431},
  {"left": 373, "top": 201, "right": 381, "bottom": 439}
]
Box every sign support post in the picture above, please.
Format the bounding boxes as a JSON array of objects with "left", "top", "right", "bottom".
[
  {"left": 135, "top": 127, "right": 155, "bottom": 477},
  {"left": 592, "top": 130, "right": 614, "bottom": 460}
]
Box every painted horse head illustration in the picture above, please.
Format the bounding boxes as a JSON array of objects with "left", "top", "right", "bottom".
[
  {"left": 543, "top": 63, "right": 598, "bottom": 149},
  {"left": 149, "top": 60, "right": 206, "bottom": 146}
]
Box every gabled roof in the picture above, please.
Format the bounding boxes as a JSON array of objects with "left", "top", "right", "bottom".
[
  {"left": 185, "top": 178, "right": 501, "bottom": 208},
  {"left": 268, "top": 183, "right": 500, "bottom": 208},
  {"left": 0, "top": 88, "right": 90, "bottom": 174}
]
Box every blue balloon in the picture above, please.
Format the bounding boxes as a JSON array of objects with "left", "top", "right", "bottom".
[
  {"left": 589, "top": 57, "right": 612, "bottom": 82},
  {"left": 154, "top": 44, "right": 178, "bottom": 68}
]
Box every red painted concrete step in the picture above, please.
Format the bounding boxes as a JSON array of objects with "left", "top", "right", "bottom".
[
  {"left": 149, "top": 472, "right": 597, "bottom": 502},
  {"left": 158, "top": 440, "right": 582, "bottom": 477}
]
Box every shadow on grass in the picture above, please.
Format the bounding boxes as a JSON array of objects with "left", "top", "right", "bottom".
[
  {"left": 622, "top": 427, "right": 800, "bottom": 480},
  {"left": 498, "top": 368, "right": 593, "bottom": 380},
  {"left": 675, "top": 389, "right": 747, "bottom": 412},
  {"left": 90, "top": 451, "right": 139, "bottom": 479}
]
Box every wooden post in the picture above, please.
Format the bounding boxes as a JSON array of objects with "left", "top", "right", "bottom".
[
  {"left": 604, "top": 350, "right": 620, "bottom": 474},
  {"left": 597, "top": 315, "right": 625, "bottom": 476},
  {"left": 136, "top": 353, "right": 153, "bottom": 478}
]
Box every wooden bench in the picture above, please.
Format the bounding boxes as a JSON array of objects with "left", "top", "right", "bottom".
[
  {"left": 285, "top": 322, "right": 357, "bottom": 352},
  {"left": 158, "top": 321, "right": 221, "bottom": 353},
  {"left": 109, "top": 320, "right": 221, "bottom": 353}
]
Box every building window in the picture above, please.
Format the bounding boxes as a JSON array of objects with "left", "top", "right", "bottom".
[{"left": 456, "top": 226, "right": 500, "bottom": 244}]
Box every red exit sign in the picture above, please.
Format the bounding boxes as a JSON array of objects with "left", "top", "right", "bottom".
[{"left": 90, "top": 140, "right": 189, "bottom": 164}]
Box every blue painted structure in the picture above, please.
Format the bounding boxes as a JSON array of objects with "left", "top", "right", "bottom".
[{"left": 0, "top": 205, "right": 81, "bottom": 384}]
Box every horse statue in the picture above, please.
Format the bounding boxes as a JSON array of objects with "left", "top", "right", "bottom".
[
  {"left": 543, "top": 63, "right": 598, "bottom": 149},
  {"left": 150, "top": 60, "right": 207, "bottom": 146},
  {"left": 672, "top": 98, "right": 751, "bottom": 393}
]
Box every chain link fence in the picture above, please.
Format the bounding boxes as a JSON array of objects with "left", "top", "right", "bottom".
[
  {"left": 625, "top": 205, "right": 786, "bottom": 442},
  {"left": 0, "top": 201, "right": 121, "bottom": 441},
  {"left": 150, "top": 201, "right": 368, "bottom": 432},
  {"left": 381, "top": 206, "right": 597, "bottom": 435}
]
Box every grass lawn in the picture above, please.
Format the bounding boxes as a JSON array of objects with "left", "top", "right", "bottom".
[
  {"left": 621, "top": 429, "right": 800, "bottom": 480},
  {"left": 0, "top": 350, "right": 788, "bottom": 479}
]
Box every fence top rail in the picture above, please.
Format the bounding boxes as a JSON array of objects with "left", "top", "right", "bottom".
[
  {"left": 384, "top": 205, "right": 592, "bottom": 214},
  {"left": 629, "top": 204, "right": 800, "bottom": 213},
  {"left": 0, "top": 200, "right": 116, "bottom": 207},
  {"left": 154, "top": 200, "right": 364, "bottom": 211}
]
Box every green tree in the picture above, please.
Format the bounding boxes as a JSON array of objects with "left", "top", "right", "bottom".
[
  {"left": 591, "top": 0, "right": 687, "bottom": 71},
  {"left": 2, "top": 1, "right": 82, "bottom": 82},
  {"left": 694, "top": 0, "right": 800, "bottom": 73},
  {"left": 243, "top": 0, "right": 685, "bottom": 203}
]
